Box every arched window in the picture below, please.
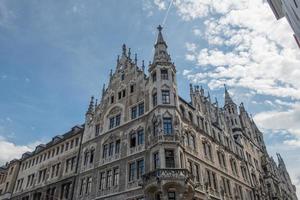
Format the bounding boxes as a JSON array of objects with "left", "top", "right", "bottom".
[
  {"left": 84, "top": 150, "right": 89, "bottom": 165},
  {"left": 90, "top": 148, "right": 95, "bottom": 164}
]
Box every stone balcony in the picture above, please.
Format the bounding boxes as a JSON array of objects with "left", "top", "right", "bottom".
[{"left": 141, "top": 169, "right": 195, "bottom": 200}]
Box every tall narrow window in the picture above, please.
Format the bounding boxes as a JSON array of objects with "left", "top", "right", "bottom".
[
  {"left": 153, "top": 152, "right": 160, "bottom": 169},
  {"left": 113, "top": 167, "right": 119, "bottom": 186},
  {"left": 163, "top": 118, "right": 173, "bottom": 135},
  {"left": 137, "top": 129, "right": 144, "bottom": 145},
  {"left": 115, "top": 114, "right": 121, "bottom": 126},
  {"left": 106, "top": 170, "right": 112, "bottom": 189},
  {"left": 152, "top": 92, "right": 157, "bottom": 106},
  {"left": 138, "top": 102, "right": 144, "bottom": 116},
  {"left": 99, "top": 172, "right": 105, "bottom": 190},
  {"left": 131, "top": 106, "right": 137, "bottom": 119},
  {"left": 110, "top": 96, "right": 114, "bottom": 104},
  {"left": 102, "top": 144, "right": 108, "bottom": 159},
  {"left": 108, "top": 142, "right": 114, "bottom": 156},
  {"left": 109, "top": 117, "right": 115, "bottom": 129},
  {"left": 137, "top": 159, "right": 144, "bottom": 179},
  {"left": 95, "top": 124, "right": 100, "bottom": 136},
  {"left": 129, "top": 133, "right": 136, "bottom": 148},
  {"left": 129, "top": 162, "right": 136, "bottom": 181},
  {"left": 152, "top": 72, "right": 157, "bottom": 82},
  {"left": 130, "top": 84, "right": 134, "bottom": 93},
  {"left": 161, "top": 69, "right": 168, "bottom": 80},
  {"left": 90, "top": 148, "right": 95, "bottom": 163},
  {"left": 115, "top": 140, "right": 120, "bottom": 154},
  {"left": 165, "top": 150, "right": 175, "bottom": 168},
  {"left": 162, "top": 90, "right": 170, "bottom": 104}
]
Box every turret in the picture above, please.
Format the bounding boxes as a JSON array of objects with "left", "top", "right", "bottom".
[
  {"left": 148, "top": 25, "right": 178, "bottom": 109},
  {"left": 85, "top": 96, "right": 95, "bottom": 124},
  {"left": 223, "top": 85, "right": 243, "bottom": 143}
]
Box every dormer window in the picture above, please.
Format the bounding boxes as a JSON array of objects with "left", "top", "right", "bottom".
[{"left": 161, "top": 69, "right": 168, "bottom": 80}]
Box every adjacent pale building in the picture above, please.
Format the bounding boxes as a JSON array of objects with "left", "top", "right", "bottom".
[
  {"left": 0, "top": 26, "right": 298, "bottom": 200},
  {"left": 268, "top": 0, "right": 300, "bottom": 47}
]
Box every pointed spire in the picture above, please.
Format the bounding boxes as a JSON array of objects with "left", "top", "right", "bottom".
[
  {"left": 101, "top": 83, "right": 106, "bottom": 101},
  {"left": 155, "top": 25, "right": 167, "bottom": 47},
  {"left": 117, "top": 55, "right": 120, "bottom": 64},
  {"left": 122, "top": 44, "right": 127, "bottom": 56},
  {"left": 86, "top": 96, "right": 94, "bottom": 115},
  {"left": 224, "top": 84, "right": 234, "bottom": 105},
  {"left": 95, "top": 99, "right": 98, "bottom": 110},
  {"left": 153, "top": 25, "right": 171, "bottom": 64},
  {"left": 134, "top": 53, "right": 137, "bottom": 64},
  {"left": 142, "top": 60, "right": 145, "bottom": 72},
  {"left": 190, "top": 83, "right": 193, "bottom": 94},
  {"left": 110, "top": 69, "right": 113, "bottom": 79},
  {"left": 128, "top": 48, "right": 131, "bottom": 59}
]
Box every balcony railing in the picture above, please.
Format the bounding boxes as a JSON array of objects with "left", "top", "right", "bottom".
[{"left": 142, "top": 168, "right": 193, "bottom": 187}]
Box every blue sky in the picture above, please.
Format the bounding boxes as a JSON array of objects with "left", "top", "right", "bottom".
[{"left": 0, "top": 0, "right": 300, "bottom": 196}]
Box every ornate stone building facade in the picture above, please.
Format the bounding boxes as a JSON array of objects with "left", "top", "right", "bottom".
[{"left": 0, "top": 26, "right": 298, "bottom": 200}]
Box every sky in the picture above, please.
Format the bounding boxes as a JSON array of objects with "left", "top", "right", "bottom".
[{"left": 0, "top": 0, "right": 300, "bottom": 197}]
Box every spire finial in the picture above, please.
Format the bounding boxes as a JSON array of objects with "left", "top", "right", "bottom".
[
  {"left": 117, "top": 55, "right": 120, "bottom": 63},
  {"left": 122, "top": 44, "right": 127, "bottom": 56},
  {"left": 157, "top": 25, "right": 163, "bottom": 32},
  {"left": 224, "top": 84, "right": 234, "bottom": 105},
  {"left": 101, "top": 83, "right": 106, "bottom": 101},
  {"left": 142, "top": 60, "right": 145, "bottom": 72},
  {"left": 134, "top": 53, "right": 137, "bottom": 64},
  {"left": 128, "top": 48, "right": 131, "bottom": 59},
  {"left": 87, "top": 96, "right": 94, "bottom": 114},
  {"left": 153, "top": 25, "right": 171, "bottom": 64}
]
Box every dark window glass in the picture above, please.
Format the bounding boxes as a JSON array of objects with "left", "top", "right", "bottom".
[
  {"left": 108, "top": 142, "right": 114, "bottom": 156},
  {"left": 118, "top": 92, "right": 122, "bottom": 99},
  {"left": 163, "top": 118, "right": 173, "bottom": 135},
  {"left": 115, "top": 140, "right": 120, "bottom": 154},
  {"left": 152, "top": 93, "right": 157, "bottom": 106},
  {"left": 113, "top": 167, "right": 119, "bottom": 186},
  {"left": 130, "top": 133, "right": 136, "bottom": 148},
  {"left": 130, "top": 85, "right": 134, "bottom": 93},
  {"left": 162, "top": 90, "right": 170, "bottom": 104},
  {"left": 165, "top": 150, "right": 175, "bottom": 168},
  {"left": 110, "top": 96, "right": 114, "bottom": 104},
  {"left": 153, "top": 152, "right": 160, "bottom": 169},
  {"left": 102, "top": 144, "right": 108, "bottom": 158},
  {"left": 95, "top": 124, "right": 100, "bottom": 136},
  {"left": 115, "top": 114, "right": 121, "bottom": 126},
  {"left": 122, "top": 89, "right": 126, "bottom": 97},
  {"left": 121, "top": 73, "right": 125, "bottom": 80},
  {"left": 138, "top": 103, "right": 144, "bottom": 116},
  {"left": 137, "top": 159, "right": 144, "bottom": 179},
  {"left": 137, "top": 129, "right": 144, "bottom": 145},
  {"left": 152, "top": 72, "right": 157, "bottom": 82},
  {"left": 129, "top": 162, "right": 136, "bottom": 181},
  {"left": 131, "top": 106, "right": 137, "bottom": 119},
  {"left": 109, "top": 117, "right": 115, "bottom": 129},
  {"left": 161, "top": 69, "right": 168, "bottom": 80},
  {"left": 168, "top": 192, "right": 176, "bottom": 200}
]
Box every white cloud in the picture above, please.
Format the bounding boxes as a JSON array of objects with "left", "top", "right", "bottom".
[
  {"left": 0, "top": 136, "right": 37, "bottom": 165},
  {"left": 153, "top": 0, "right": 167, "bottom": 10},
  {"left": 254, "top": 102, "right": 300, "bottom": 140},
  {"left": 168, "top": 0, "right": 300, "bottom": 100}
]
